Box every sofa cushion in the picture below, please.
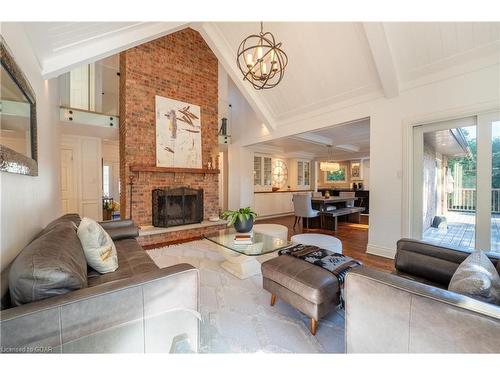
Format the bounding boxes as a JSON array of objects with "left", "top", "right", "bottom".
[
  {"left": 9, "top": 221, "right": 88, "bottom": 306},
  {"left": 35, "top": 213, "right": 81, "bottom": 240},
  {"left": 77, "top": 218, "right": 118, "bottom": 274},
  {"left": 87, "top": 238, "right": 158, "bottom": 287},
  {"left": 448, "top": 250, "right": 500, "bottom": 305}
]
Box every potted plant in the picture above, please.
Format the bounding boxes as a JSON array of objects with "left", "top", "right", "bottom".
[
  {"left": 221, "top": 207, "right": 257, "bottom": 233},
  {"left": 102, "top": 199, "right": 112, "bottom": 221}
]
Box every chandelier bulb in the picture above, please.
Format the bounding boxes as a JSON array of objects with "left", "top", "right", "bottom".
[
  {"left": 261, "top": 62, "right": 268, "bottom": 75},
  {"left": 245, "top": 53, "right": 254, "bottom": 68},
  {"left": 257, "top": 46, "right": 263, "bottom": 60}
]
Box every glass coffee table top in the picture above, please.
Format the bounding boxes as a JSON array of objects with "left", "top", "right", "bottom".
[{"left": 205, "top": 228, "right": 291, "bottom": 256}]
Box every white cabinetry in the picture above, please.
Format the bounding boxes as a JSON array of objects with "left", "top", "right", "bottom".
[{"left": 254, "top": 192, "right": 294, "bottom": 218}]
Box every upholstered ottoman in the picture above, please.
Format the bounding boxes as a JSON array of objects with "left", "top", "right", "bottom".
[
  {"left": 291, "top": 233, "right": 342, "bottom": 253},
  {"left": 261, "top": 255, "right": 341, "bottom": 335},
  {"left": 253, "top": 223, "right": 288, "bottom": 240}
]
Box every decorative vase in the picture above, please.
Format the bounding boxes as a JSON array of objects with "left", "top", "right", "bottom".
[{"left": 234, "top": 217, "right": 254, "bottom": 233}]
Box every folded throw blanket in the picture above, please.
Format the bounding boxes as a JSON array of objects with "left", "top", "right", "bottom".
[{"left": 278, "top": 243, "right": 363, "bottom": 302}]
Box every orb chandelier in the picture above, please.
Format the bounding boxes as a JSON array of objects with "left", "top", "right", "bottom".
[
  {"left": 236, "top": 22, "right": 288, "bottom": 90},
  {"left": 320, "top": 145, "right": 340, "bottom": 172}
]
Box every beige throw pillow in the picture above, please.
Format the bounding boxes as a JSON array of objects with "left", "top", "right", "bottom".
[
  {"left": 448, "top": 250, "right": 500, "bottom": 305},
  {"left": 77, "top": 217, "right": 118, "bottom": 274}
]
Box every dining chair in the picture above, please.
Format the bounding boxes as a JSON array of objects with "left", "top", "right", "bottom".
[
  {"left": 339, "top": 191, "right": 356, "bottom": 207},
  {"left": 292, "top": 192, "right": 319, "bottom": 230}
]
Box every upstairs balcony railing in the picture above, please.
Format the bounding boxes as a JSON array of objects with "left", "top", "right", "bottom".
[{"left": 448, "top": 188, "right": 500, "bottom": 213}]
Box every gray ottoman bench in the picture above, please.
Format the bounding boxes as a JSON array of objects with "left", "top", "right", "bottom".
[{"left": 261, "top": 255, "right": 341, "bottom": 335}]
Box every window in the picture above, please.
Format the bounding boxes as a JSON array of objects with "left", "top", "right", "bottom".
[
  {"left": 304, "top": 161, "right": 310, "bottom": 185},
  {"left": 253, "top": 155, "right": 272, "bottom": 187},
  {"left": 326, "top": 167, "right": 346, "bottom": 182},
  {"left": 297, "top": 160, "right": 311, "bottom": 187},
  {"left": 103, "top": 165, "right": 110, "bottom": 197}
]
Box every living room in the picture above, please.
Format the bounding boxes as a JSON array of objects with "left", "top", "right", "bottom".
[{"left": 1, "top": 1, "right": 499, "bottom": 373}]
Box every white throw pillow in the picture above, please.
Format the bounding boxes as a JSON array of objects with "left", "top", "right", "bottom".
[
  {"left": 448, "top": 250, "right": 500, "bottom": 305},
  {"left": 77, "top": 217, "right": 118, "bottom": 274}
]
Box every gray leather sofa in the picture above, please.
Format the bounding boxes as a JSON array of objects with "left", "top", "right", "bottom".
[
  {"left": 0, "top": 214, "right": 199, "bottom": 353},
  {"left": 345, "top": 239, "right": 500, "bottom": 353}
]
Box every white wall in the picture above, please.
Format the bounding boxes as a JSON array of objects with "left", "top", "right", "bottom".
[
  {"left": 229, "top": 63, "right": 500, "bottom": 259},
  {"left": 1, "top": 24, "right": 61, "bottom": 271},
  {"left": 227, "top": 78, "right": 263, "bottom": 210},
  {"left": 362, "top": 159, "right": 370, "bottom": 190}
]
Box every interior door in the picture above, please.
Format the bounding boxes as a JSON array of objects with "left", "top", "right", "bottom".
[
  {"left": 80, "top": 137, "right": 102, "bottom": 221},
  {"left": 60, "top": 147, "right": 78, "bottom": 214}
]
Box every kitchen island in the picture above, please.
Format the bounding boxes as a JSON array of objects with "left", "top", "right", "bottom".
[{"left": 254, "top": 189, "right": 312, "bottom": 218}]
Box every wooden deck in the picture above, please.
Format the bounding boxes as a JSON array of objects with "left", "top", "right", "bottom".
[{"left": 422, "top": 211, "right": 500, "bottom": 251}]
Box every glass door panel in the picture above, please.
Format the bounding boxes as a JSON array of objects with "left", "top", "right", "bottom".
[
  {"left": 414, "top": 119, "right": 477, "bottom": 250},
  {"left": 491, "top": 120, "right": 500, "bottom": 253}
]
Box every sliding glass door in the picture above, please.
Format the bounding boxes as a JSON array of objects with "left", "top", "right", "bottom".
[
  {"left": 412, "top": 110, "right": 500, "bottom": 253},
  {"left": 490, "top": 117, "right": 500, "bottom": 251}
]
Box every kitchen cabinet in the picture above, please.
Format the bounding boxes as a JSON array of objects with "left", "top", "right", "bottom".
[{"left": 254, "top": 191, "right": 296, "bottom": 217}]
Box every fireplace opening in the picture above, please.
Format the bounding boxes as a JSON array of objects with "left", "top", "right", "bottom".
[{"left": 152, "top": 187, "right": 203, "bottom": 227}]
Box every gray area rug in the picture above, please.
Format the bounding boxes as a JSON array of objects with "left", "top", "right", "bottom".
[{"left": 147, "top": 239, "right": 345, "bottom": 353}]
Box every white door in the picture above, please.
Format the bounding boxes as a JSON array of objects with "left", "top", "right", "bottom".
[
  {"left": 60, "top": 147, "right": 78, "bottom": 213},
  {"left": 80, "top": 137, "right": 102, "bottom": 221}
]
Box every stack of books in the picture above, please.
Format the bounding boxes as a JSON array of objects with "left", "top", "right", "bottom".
[{"left": 233, "top": 232, "right": 253, "bottom": 245}]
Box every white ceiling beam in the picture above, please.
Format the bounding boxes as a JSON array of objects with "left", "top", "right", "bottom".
[
  {"left": 334, "top": 144, "right": 360, "bottom": 153},
  {"left": 249, "top": 144, "right": 284, "bottom": 155},
  {"left": 193, "top": 22, "right": 277, "bottom": 131},
  {"left": 290, "top": 133, "right": 333, "bottom": 146},
  {"left": 39, "top": 22, "right": 189, "bottom": 79},
  {"left": 363, "top": 22, "right": 400, "bottom": 98}
]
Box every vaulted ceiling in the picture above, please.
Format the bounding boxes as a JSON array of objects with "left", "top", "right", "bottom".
[
  {"left": 200, "top": 22, "right": 500, "bottom": 131},
  {"left": 19, "top": 21, "right": 500, "bottom": 133},
  {"left": 22, "top": 22, "right": 187, "bottom": 78},
  {"left": 208, "top": 22, "right": 381, "bottom": 122}
]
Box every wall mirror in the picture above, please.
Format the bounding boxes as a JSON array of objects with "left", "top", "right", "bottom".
[{"left": 0, "top": 36, "right": 38, "bottom": 176}]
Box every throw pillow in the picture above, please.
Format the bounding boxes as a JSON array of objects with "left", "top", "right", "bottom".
[
  {"left": 77, "top": 217, "right": 118, "bottom": 274},
  {"left": 448, "top": 250, "right": 500, "bottom": 305}
]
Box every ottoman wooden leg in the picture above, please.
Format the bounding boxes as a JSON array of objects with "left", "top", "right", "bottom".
[
  {"left": 310, "top": 318, "right": 317, "bottom": 335},
  {"left": 270, "top": 294, "right": 277, "bottom": 306}
]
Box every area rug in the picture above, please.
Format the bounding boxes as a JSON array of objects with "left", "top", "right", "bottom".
[{"left": 146, "top": 239, "right": 345, "bottom": 353}]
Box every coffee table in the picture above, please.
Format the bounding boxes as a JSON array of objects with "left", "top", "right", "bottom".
[{"left": 205, "top": 228, "right": 291, "bottom": 279}]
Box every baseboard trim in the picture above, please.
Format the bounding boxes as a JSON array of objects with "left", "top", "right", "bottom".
[{"left": 366, "top": 243, "right": 395, "bottom": 259}]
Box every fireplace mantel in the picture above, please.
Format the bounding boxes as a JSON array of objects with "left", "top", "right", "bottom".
[{"left": 130, "top": 165, "right": 219, "bottom": 174}]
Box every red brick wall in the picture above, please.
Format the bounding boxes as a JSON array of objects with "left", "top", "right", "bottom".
[{"left": 119, "top": 28, "right": 219, "bottom": 226}]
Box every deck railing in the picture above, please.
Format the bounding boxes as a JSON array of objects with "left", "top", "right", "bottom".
[{"left": 448, "top": 188, "right": 500, "bottom": 213}]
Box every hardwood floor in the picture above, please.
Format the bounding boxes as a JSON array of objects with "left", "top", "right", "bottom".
[{"left": 258, "top": 215, "right": 395, "bottom": 272}]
